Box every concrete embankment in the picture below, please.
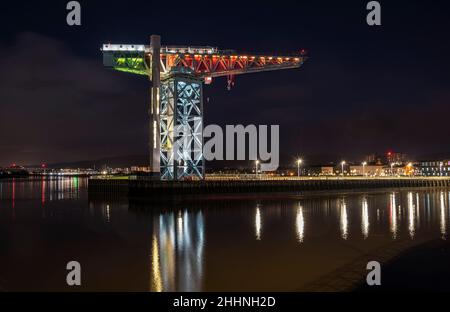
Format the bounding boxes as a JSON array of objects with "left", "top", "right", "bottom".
[{"left": 88, "top": 177, "right": 450, "bottom": 198}]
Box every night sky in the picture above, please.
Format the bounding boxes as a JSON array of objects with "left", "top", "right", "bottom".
[{"left": 1, "top": 1, "right": 450, "bottom": 167}]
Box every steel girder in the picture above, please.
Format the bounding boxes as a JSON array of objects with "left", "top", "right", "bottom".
[
  {"left": 160, "top": 76, "right": 204, "bottom": 180},
  {"left": 160, "top": 53, "right": 304, "bottom": 79},
  {"left": 102, "top": 45, "right": 306, "bottom": 80}
]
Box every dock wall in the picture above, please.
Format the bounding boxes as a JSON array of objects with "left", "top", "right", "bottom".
[{"left": 88, "top": 178, "right": 450, "bottom": 197}]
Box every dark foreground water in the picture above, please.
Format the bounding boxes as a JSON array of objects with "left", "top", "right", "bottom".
[{"left": 0, "top": 177, "right": 449, "bottom": 291}]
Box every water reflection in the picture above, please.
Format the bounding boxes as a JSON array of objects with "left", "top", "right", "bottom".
[
  {"left": 151, "top": 235, "right": 163, "bottom": 292},
  {"left": 296, "top": 204, "right": 305, "bottom": 243},
  {"left": 106, "top": 204, "right": 111, "bottom": 223},
  {"left": 12, "top": 178, "right": 16, "bottom": 220},
  {"left": 340, "top": 198, "right": 348, "bottom": 240},
  {"left": 255, "top": 205, "right": 262, "bottom": 241},
  {"left": 390, "top": 192, "right": 398, "bottom": 239},
  {"left": 41, "top": 177, "right": 46, "bottom": 206},
  {"left": 0, "top": 177, "right": 83, "bottom": 205},
  {"left": 416, "top": 193, "right": 420, "bottom": 228},
  {"left": 3, "top": 178, "right": 450, "bottom": 291},
  {"left": 440, "top": 192, "right": 446, "bottom": 239},
  {"left": 361, "top": 197, "right": 369, "bottom": 239},
  {"left": 150, "top": 210, "right": 204, "bottom": 292},
  {"left": 408, "top": 192, "right": 416, "bottom": 239}
]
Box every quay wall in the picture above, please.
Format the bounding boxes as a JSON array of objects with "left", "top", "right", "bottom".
[{"left": 88, "top": 178, "right": 450, "bottom": 197}]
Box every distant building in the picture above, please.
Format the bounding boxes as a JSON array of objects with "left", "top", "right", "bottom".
[
  {"left": 365, "top": 154, "right": 383, "bottom": 165},
  {"left": 0, "top": 165, "right": 29, "bottom": 178},
  {"left": 383, "top": 163, "right": 416, "bottom": 176},
  {"left": 386, "top": 151, "right": 407, "bottom": 165},
  {"left": 419, "top": 160, "right": 450, "bottom": 176},
  {"left": 131, "top": 166, "right": 150, "bottom": 173},
  {"left": 321, "top": 166, "right": 335, "bottom": 176},
  {"left": 304, "top": 165, "right": 335, "bottom": 176},
  {"left": 349, "top": 165, "right": 384, "bottom": 176}
]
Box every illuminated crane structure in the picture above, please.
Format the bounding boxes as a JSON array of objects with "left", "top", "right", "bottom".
[{"left": 101, "top": 35, "right": 307, "bottom": 180}]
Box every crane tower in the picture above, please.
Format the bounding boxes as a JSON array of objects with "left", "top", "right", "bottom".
[{"left": 101, "top": 35, "right": 307, "bottom": 180}]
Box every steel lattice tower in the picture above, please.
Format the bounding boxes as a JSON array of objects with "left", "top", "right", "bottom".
[{"left": 101, "top": 35, "right": 307, "bottom": 180}]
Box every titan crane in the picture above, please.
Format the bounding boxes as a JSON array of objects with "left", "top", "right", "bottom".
[{"left": 101, "top": 35, "right": 307, "bottom": 180}]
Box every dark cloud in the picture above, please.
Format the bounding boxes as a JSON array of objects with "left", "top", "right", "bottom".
[{"left": 0, "top": 32, "right": 148, "bottom": 166}]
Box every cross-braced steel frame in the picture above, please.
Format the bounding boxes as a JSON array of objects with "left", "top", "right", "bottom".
[{"left": 160, "top": 75, "right": 204, "bottom": 180}]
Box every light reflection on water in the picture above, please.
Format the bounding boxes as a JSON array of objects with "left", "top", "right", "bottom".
[
  {"left": 295, "top": 205, "right": 304, "bottom": 243},
  {"left": 390, "top": 192, "right": 397, "bottom": 239},
  {"left": 440, "top": 191, "right": 446, "bottom": 238},
  {"left": 150, "top": 210, "right": 204, "bottom": 292},
  {"left": 1, "top": 177, "right": 450, "bottom": 291},
  {"left": 255, "top": 205, "right": 262, "bottom": 241},
  {"left": 361, "top": 197, "right": 369, "bottom": 239},
  {"left": 340, "top": 198, "right": 348, "bottom": 240}
]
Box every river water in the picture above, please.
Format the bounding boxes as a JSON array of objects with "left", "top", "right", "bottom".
[{"left": 0, "top": 177, "right": 448, "bottom": 291}]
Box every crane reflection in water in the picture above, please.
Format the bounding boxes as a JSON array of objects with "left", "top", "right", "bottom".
[{"left": 150, "top": 210, "right": 205, "bottom": 292}]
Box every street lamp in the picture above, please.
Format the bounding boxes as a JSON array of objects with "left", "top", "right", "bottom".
[
  {"left": 297, "top": 158, "right": 303, "bottom": 177},
  {"left": 255, "top": 160, "right": 259, "bottom": 179},
  {"left": 390, "top": 163, "right": 394, "bottom": 176},
  {"left": 341, "top": 161, "right": 346, "bottom": 176},
  {"left": 362, "top": 161, "right": 367, "bottom": 177},
  {"left": 440, "top": 162, "right": 443, "bottom": 176}
]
